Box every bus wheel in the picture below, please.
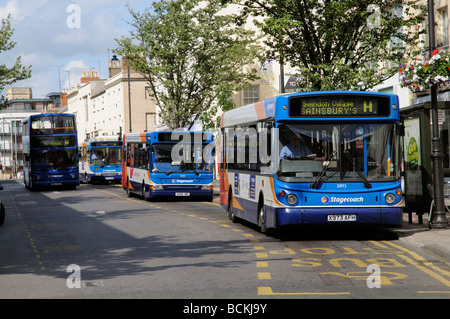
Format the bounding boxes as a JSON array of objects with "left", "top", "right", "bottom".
[
  {"left": 142, "top": 182, "right": 148, "bottom": 201},
  {"left": 258, "top": 203, "right": 267, "bottom": 233},
  {"left": 126, "top": 178, "right": 132, "bottom": 197},
  {"left": 258, "top": 199, "right": 274, "bottom": 236},
  {"left": 0, "top": 202, "right": 5, "bottom": 226},
  {"left": 228, "top": 189, "right": 237, "bottom": 223},
  {"left": 259, "top": 202, "right": 275, "bottom": 237}
]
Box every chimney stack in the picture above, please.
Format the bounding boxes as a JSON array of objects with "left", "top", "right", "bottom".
[{"left": 81, "top": 69, "right": 100, "bottom": 84}]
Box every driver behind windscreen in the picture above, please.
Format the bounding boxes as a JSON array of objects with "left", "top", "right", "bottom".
[{"left": 280, "top": 132, "right": 312, "bottom": 159}]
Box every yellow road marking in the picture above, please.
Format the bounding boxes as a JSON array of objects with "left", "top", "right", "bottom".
[
  {"left": 256, "top": 253, "right": 268, "bottom": 259},
  {"left": 257, "top": 262, "right": 268, "bottom": 268},
  {"left": 258, "top": 272, "right": 271, "bottom": 280},
  {"left": 258, "top": 287, "right": 350, "bottom": 296},
  {"left": 383, "top": 241, "right": 450, "bottom": 287},
  {"left": 418, "top": 291, "right": 450, "bottom": 294}
]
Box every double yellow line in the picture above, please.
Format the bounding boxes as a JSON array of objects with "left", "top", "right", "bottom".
[{"left": 377, "top": 240, "right": 450, "bottom": 293}]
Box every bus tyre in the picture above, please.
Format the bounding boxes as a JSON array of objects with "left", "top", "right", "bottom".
[
  {"left": 0, "top": 202, "right": 5, "bottom": 226},
  {"left": 258, "top": 204, "right": 266, "bottom": 233},
  {"left": 228, "top": 190, "right": 237, "bottom": 223},
  {"left": 126, "top": 178, "right": 132, "bottom": 198},
  {"left": 258, "top": 201, "right": 274, "bottom": 236},
  {"left": 142, "top": 182, "right": 148, "bottom": 201}
]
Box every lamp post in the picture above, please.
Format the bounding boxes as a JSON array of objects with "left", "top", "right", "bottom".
[
  {"left": 127, "top": 60, "right": 132, "bottom": 133},
  {"left": 428, "top": 0, "right": 449, "bottom": 229}
]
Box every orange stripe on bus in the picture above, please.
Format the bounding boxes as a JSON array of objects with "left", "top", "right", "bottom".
[
  {"left": 254, "top": 101, "right": 266, "bottom": 120},
  {"left": 269, "top": 177, "right": 283, "bottom": 206}
]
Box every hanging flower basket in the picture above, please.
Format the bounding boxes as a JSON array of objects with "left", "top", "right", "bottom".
[{"left": 400, "top": 49, "right": 450, "bottom": 92}]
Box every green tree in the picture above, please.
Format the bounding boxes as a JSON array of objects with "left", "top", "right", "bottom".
[
  {"left": 0, "top": 14, "right": 32, "bottom": 95},
  {"left": 225, "top": 0, "right": 426, "bottom": 91},
  {"left": 116, "top": 0, "right": 262, "bottom": 129}
]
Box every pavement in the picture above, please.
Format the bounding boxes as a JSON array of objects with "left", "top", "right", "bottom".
[{"left": 394, "top": 212, "right": 450, "bottom": 261}]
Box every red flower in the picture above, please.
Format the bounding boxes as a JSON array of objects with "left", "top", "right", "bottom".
[{"left": 433, "top": 49, "right": 439, "bottom": 56}]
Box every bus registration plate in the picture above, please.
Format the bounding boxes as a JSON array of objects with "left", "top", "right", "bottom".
[
  {"left": 327, "top": 214, "right": 356, "bottom": 222},
  {"left": 175, "top": 192, "right": 190, "bottom": 196}
]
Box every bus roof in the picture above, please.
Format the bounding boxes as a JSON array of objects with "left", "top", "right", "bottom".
[
  {"left": 24, "top": 113, "right": 76, "bottom": 121},
  {"left": 221, "top": 91, "right": 399, "bottom": 127},
  {"left": 29, "top": 113, "right": 75, "bottom": 117},
  {"left": 124, "top": 131, "right": 214, "bottom": 143}
]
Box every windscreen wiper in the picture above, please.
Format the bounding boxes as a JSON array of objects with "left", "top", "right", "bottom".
[
  {"left": 310, "top": 151, "right": 337, "bottom": 189},
  {"left": 344, "top": 150, "right": 372, "bottom": 189}
]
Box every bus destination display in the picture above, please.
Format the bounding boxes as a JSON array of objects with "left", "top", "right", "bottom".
[
  {"left": 289, "top": 94, "right": 391, "bottom": 117},
  {"left": 32, "top": 136, "right": 76, "bottom": 148},
  {"left": 91, "top": 141, "right": 121, "bottom": 147}
]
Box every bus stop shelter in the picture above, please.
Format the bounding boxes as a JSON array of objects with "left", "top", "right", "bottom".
[{"left": 401, "top": 101, "right": 450, "bottom": 223}]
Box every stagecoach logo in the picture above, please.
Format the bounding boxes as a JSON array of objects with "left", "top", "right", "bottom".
[
  {"left": 172, "top": 179, "right": 194, "bottom": 183},
  {"left": 321, "top": 196, "right": 330, "bottom": 204},
  {"left": 322, "top": 196, "right": 364, "bottom": 204}
]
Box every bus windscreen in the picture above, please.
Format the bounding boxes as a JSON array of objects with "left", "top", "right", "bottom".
[{"left": 31, "top": 115, "right": 76, "bottom": 134}]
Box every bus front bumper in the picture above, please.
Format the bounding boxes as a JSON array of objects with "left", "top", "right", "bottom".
[
  {"left": 148, "top": 187, "right": 213, "bottom": 199},
  {"left": 272, "top": 207, "right": 403, "bottom": 228},
  {"left": 88, "top": 173, "right": 122, "bottom": 183},
  {"left": 31, "top": 171, "right": 79, "bottom": 188}
]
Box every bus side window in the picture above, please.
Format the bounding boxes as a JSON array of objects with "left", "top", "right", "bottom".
[
  {"left": 146, "top": 147, "right": 151, "bottom": 170},
  {"left": 126, "top": 145, "right": 131, "bottom": 167},
  {"left": 257, "top": 121, "right": 273, "bottom": 169},
  {"left": 220, "top": 129, "right": 224, "bottom": 172}
]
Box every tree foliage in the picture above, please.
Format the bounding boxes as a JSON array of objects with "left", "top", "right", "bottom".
[
  {"left": 225, "top": 0, "right": 426, "bottom": 91},
  {"left": 115, "top": 0, "right": 262, "bottom": 129},
  {"left": 0, "top": 14, "right": 32, "bottom": 94}
]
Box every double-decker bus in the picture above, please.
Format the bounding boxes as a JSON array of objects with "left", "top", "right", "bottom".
[
  {"left": 22, "top": 113, "right": 79, "bottom": 190},
  {"left": 79, "top": 138, "right": 122, "bottom": 183},
  {"left": 122, "top": 131, "right": 214, "bottom": 200},
  {"left": 220, "top": 91, "right": 404, "bottom": 234}
]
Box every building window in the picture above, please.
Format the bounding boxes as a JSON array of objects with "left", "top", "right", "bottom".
[
  {"left": 420, "top": 20, "right": 429, "bottom": 54},
  {"left": 378, "top": 86, "right": 394, "bottom": 94},
  {"left": 243, "top": 85, "right": 260, "bottom": 105},
  {"left": 146, "top": 112, "right": 157, "bottom": 132},
  {"left": 84, "top": 96, "right": 89, "bottom": 122},
  {"left": 145, "top": 87, "right": 153, "bottom": 99},
  {"left": 440, "top": 7, "right": 448, "bottom": 47}
]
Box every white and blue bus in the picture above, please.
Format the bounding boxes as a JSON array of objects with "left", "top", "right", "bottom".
[
  {"left": 122, "top": 131, "right": 214, "bottom": 201},
  {"left": 22, "top": 113, "right": 79, "bottom": 190},
  {"left": 79, "top": 139, "right": 122, "bottom": 183},
  {"left": 220, "top": 91, "right": 404, "bottom": 234}
]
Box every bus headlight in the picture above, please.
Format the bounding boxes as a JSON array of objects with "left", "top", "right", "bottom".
[
  {"left": 150, "top": 185, "right": 163, "bottom": 190},
  {"left": 286, "top": 194, "right": 298, "bottom": 205},
  {"left": 201, "top": 184, "right": 213, "bottom": 190},
  {"left": 385, "top": 193, "right": 396, "bottom": 204}
]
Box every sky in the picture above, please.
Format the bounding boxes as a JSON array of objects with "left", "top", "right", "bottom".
[{"left": 0, "top": 0, "right": 151, "bottom": 98}]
